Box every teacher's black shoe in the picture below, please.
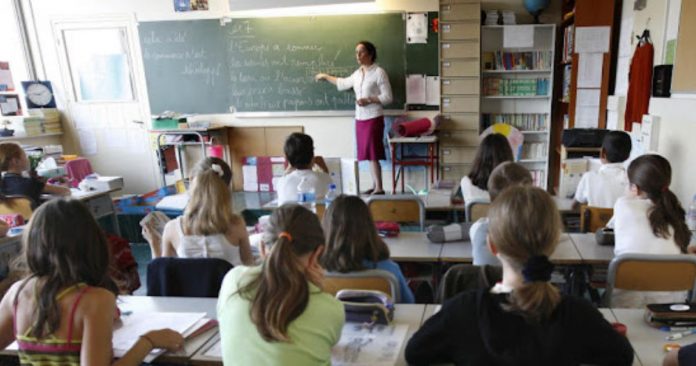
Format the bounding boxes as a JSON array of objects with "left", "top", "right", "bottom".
[
  {"left": 371, "top": 190, "right": 386, "bottom": 195},
  {"left": 361, "top": 188, "right": 375, "bottom": 195}
]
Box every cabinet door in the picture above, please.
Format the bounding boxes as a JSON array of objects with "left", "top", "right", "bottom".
[
  {"left": 441, "top": 41, "right": 479, "bottom": 59},
  {"left": 439, "top": 113, "right": 479, "bottom": 130},
  {"left": 441, "top": 146, "right": 478, "bottom": 164},
  {"left": 441, "top": 78, "right": 479, "bottom": 95},
  {"left": 439, "top": 130, "right": 480, "bottom": 146},
  {"left": 441, "top": 60, "right": 479, "bottom": 77},
  {"left": 442, "top": 96, "right": 480, "bottom": 113},
  {"left": 441, "top": 23, "right": 480, "bottom": 40},
  {"left": 440, "top": 3, "right": 481, "bottom": 21},
  {"left": 441, "top": 163, "right": 473, "bottom": 179}
]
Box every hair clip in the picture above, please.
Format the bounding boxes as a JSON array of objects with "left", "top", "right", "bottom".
[
  {"left": 278, "top": 231, "right": 293, "bottom": 242},
  {"left": 211, "top": 163, "right": 224, "bottom": 177}
]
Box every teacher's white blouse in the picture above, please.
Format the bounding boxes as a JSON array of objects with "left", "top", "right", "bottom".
[{"left": 336, "top": 64, "right": 393, "bottom": 120}]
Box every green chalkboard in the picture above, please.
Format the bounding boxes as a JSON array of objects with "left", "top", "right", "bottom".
[{"left": 139, "top": 14, "right": 436, "bottom": 114}]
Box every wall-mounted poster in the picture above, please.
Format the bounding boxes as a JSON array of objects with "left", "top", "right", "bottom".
[{"left": 0, "top": 95, "right": 22, "bottom": 116}]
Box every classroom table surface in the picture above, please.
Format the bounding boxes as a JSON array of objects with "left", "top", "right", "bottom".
[
  {"left": 439, "top": 233, "right": 582, "bottom": 264},
  {"left": 383, "top": 232, "right": 443, "bottom": 262},
  {"left": 569, "top": 232, "right": 615, "bottom": 264}
]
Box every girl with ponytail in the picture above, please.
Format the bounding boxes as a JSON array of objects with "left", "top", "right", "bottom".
[
  {"left": 217, "top": 203, "right": 344, "bottom": 365},
  {"left": 145, "top": 157, "right": 252, "bottom": 266},
  {"left": 611, "top": 154, "right": 693, "bottom": 306},
  {"left": 406, "top": 186, "right": 633, "bottom": 365}
]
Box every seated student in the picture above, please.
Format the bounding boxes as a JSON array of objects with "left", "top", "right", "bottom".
[
  {"left": 460, "top": 133, "right": 513, "bottom": 203},
  {"left": 664, "top": 342, "right": 696, "bottom": 366},
  {"left": 610, "top": 154, "right": 692, "bottom": 307},
  {"left": 321, "top": 194, "right": 415, "bottom": 303},
  {"left": 471, "top": 162, "right": 532, "bottom": 266},
  {"left": 217, "top": 204, "right": 345, "bottom": 365},
  {"left": 0, "top": 199, "right": 183, "bottom": 365},
  {"left": 144, "top": 158, "right": 253, "bottom": 266},
  {"left": 573, "top": 130, "right": 631, "bottom": 209},
  {"left": 405, "top": 186, "right": 633, "bottom": 365},
  {"left": 0, "top": 142, "right": 70, "bottom": 207},
  {"left": 276, "top": 133, "right": 332, "bottom": 205}
]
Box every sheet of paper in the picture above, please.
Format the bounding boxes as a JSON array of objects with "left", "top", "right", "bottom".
[
  {"left": 0, "top": 70, "right": 14, "bottom": 91},
  {"left": 0, "top": 98, "right": 18, "bottom": 114},
  {"left": 575, "top": 26, "right": 611, "bottom": 54},
  {"left": 332, "top": 323, "right": 409, "bottom": 366},
  {"left": 575, "top": 105, "right": 600, "bottom": 128},
  {"left": 406, "top": 13, "right": 428, "bottom": 44},
  {"left": 113, "top": 312, "right": 206, "bottom": 360},
  {"left": 406, "top": 74, "right": 426, "bottom": 104},
  {"left": 503, "top": 25, "right": 534, "bottom": 48},
  {"left": 618, "top": 17, "right": 633, "bottom": 57},
  {"left": 576, "top": 88, "right": 600, "bottom": 107},
  {"left": 77, "top": 129, "right": 98, "bottom": 155},
  {"left": 615, "top": 56, "right": 630, "bottom": 96},
  {"left": 577, "top": 53, "right": 603, "bottom": 88},
  {"left": 106, "top": 128, "right": 128, "bottom": 149},
  {"left": 425, "top": 76, "right": 440, "bottom": 106}
]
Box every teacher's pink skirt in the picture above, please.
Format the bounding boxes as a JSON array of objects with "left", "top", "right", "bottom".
[{"left": 356, "top": 116, "right": 386, "bottom": 161}]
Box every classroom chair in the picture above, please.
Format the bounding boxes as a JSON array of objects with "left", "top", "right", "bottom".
[
  {"left": 0, "top": 196, "right": 33, "bottom": 222},
  {"left": 437, "top": 264, "right": 502, "bottom": 303},
  {"left": 580, "top": 205, "right": 614, "bottom": 233},
  {"left": 146, "top": 257, "right": 232, "bottom": 297},
  {"left": 322, "top": 269, "right": 401, "bottom": 303},
  {"left": 465, "top": 198, "right": 490, "bottom": 223},
  {"left": 366, "top": 195, "right": 425, "bottom": 231},
  {"left": 604, "top": 253, "right": 696, "bottom": 307},
  {"left": 65, "top": 158, "right": 93, "bottom": 188}
]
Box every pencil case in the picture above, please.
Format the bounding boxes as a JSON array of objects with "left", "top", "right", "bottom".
[{"left": 336, "top": 289, "right": 394, "bottom": 325}]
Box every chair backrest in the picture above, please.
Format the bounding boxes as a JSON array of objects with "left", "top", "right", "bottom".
[
  {"left": 580, "top": 205, "right": 614, "bottom": 233},
  {"left": 322, "top": 269, "right": 401, "bottom": 302},
  {"left": 465, "top": 198, "right": 490, "bottom": 222},
  {"left": 65, "top": 158, "right": 94, "bottom": 188},
  {"left": 0, "top": 196, "right": 33, "bottom": 222},
  {"left": 437, "top": 264, "right": 502, "bottom": 302},
  {"left": 366, "top": 195, "right": 426, "bottom": 230},
  {"left": 146, "top": 257, "right": 233, "bottom": 297},
  {"left": 604, "top": 253, "right": 696, "bottom": 307}
]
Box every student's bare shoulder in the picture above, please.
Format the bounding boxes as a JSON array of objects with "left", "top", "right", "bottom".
[{"left": 79, "top": 288, "right": 116, "bottom": 313}]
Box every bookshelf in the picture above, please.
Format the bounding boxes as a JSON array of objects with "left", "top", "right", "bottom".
[{"left": 480, "top": 24, "right": 555, "bottom": 189}]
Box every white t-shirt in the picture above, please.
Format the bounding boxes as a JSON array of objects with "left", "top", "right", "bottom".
[
  {"left": 276, "top": 169, "right": 332, "bottom": 205},
  {"left": 574, "top": 163, "right": 628, "bottom": 208},
  {"left": 460, "top": 176, "right": 490, "bottom": 203},
  {"left": 170, "top": 217, "right": 242, "bottom": 266},
  {"left": 611, "top": 195, "right": 686, "bottom": 308},
  {"left": 336, "top": 64, "right": 393, "bottom": 120}
]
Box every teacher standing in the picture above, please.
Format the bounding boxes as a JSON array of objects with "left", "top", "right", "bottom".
[{"left": 315, "top": 41, "right": 393, "bottom": 195}]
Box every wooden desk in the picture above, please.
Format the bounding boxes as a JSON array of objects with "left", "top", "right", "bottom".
[
  {"left": 383, "top": 232, "right": 443, "bottom": 262},
  {"left": 191, "top": 304, "right": 428, "bottom": 366},
  {"left": 610, "top": 308, "right": 686, "bottom": 366},
  {"left": 70, "top": 188, "right": 122, "bottom": 235},
  {"left": 570, "top": 232, "right": 615, "bottom": 264}
]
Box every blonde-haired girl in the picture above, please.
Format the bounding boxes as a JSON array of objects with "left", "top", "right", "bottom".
[
  {"left": 146, "top": 157, "right": 252, "bottom": 266},
  {"left": 406, "top": 186, "right": 633, "bottom": 365},
  {"left": 217, "top": 204, "right": 344, "bottom": 365}
]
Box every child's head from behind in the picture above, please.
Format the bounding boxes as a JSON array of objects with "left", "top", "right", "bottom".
[
  {"left": 321, "top": 195, "right": 389, "bottom": 272},
  {"left": 185, "top": 157, "right": 235, "bottom": 235},
  {"left": 488, "top": 186, "right": 561, "bottom": 322},
  {"left": 487, "top": 162, "right": 533, "bottom": 201},
  {"left": 246, "top": 204, "right": 325, "bottom": 342},
  {"left": 601, "top": 131, "right": 631, "bottom": 163},
  {"left": 468, "top": 133, "right": 514, "bottom": 191},
  {"left": 627, "top": 154, "right": 690, "bottom": 252},
  {"left": 22, "top": 199, "right": 111, "bottom": 337},
  {"left": 284, "top": 133, "right": 315, "bottom": 169},
  {"left": 0, "top": 142, "right": 27, "bottom": 172}
]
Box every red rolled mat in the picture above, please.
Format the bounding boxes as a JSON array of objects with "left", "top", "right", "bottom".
[{"left": 396, "top": 118, "right": 433, "bottom": 137}]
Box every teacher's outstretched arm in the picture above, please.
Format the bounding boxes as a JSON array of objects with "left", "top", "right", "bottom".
[{"left": 315, "top": 73, "right": 338, "bottom": 85}]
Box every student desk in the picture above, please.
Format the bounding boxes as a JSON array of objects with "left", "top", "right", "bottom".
[
  {"left": 383, "top": 232, "right": 444, "bottom": 262},
  {"left": 69, "top": 187, "right": 122, "bottom": 235},
  {"left": 439, "top": 233, "right": 581, "bottom": 264},
  {"left": 569, "top": 232, "right": 615, "bottom": 264},
  {"left": 610, "top": 308, "right": 688, "bottom": 366},
  {"left": 190, "top": 304, "right": 429, "bottom": 366}
]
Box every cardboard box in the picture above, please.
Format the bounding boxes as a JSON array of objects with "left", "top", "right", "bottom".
[{"left": 81, "top": 176, "right": 124, "bottom": 191}]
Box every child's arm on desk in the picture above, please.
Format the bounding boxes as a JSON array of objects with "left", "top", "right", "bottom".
[{"left": 43, "top": 183, "right": 71, "bottom": 196}]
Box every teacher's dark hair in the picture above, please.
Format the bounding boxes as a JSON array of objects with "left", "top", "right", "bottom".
[
  {"left": 284, "top": 132, "right": 315, "bottom": 168},
  {"left": 357, "top": 41, "right": 377, "bottom": 62}
]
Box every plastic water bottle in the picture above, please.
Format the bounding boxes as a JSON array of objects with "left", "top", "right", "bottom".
[
  {"left": 325, "top": 183, "right": 338, "bottom": 207},
  {"left": 297, "top": 177, "right": 316, "bottom": 208},
  {"left": 687, "top": 195, "right": 696, "bottom": 235}
]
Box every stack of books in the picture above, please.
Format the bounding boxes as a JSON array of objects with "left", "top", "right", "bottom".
[
  {"left": 485, "top": 10, "right": 499, "bottom": 25},
  {"left": 482, "top": 51, "right": 553, "bottom": 71},
  {"left": 561, "top": 65, "right": 572, "bottom": 102},
  {"left": 23, "top": 117, "right": 44, "bottom": 136},
  {"left": 520, "top": 142, "right": 548, "bottom": 160},
  {"left": 562, "top": 25, "right": 575, "bottom": 63},
  {"left": 483, "top": 77, "right": 550, "bottom": 96},
  {"left": 501, "top": 11, "right": 516, "bottom": 25},
  {"left": 481, "top": 113, "right": 548, "bottom": 131},
  {"left": 529, "top": 169, "right": 546, "bottom": 188},
  {"left": 23, "top": 108, "right": 63, "bottom": 136}
]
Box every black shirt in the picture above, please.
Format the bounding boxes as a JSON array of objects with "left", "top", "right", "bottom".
[
  {"left": 1, "top": 173, "right": 45, "bottom": 208},
  {"left": 405, "top": 288, "right": 634, "bottom": 366}
]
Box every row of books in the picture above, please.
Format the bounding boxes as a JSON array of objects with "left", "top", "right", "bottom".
[
  {"left": 520, "top": 142, "right": 548, "bottom": 160},
  {"left": 481, "top": 113, "right": 548, "bottom": 131},
  {"left": 561, "top": 64, "right": 572, "bottom": 102},
  {"left": 482, "top": 51, "right": 553, "bottom": 71},
  {"left": 530, "top": 169, "right": 546, "bottom": 188},
  {"left": 562, "top": 25, "right": 575, "bottom": 63},
  {"left": 23, "top": 109, "right": 62, "bottom": 136},
  {"left": 483, "top": 77, "right": 550, "bottom": 96}
]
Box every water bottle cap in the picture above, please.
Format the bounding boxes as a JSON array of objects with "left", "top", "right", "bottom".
[{"left": 329, "top": 183, "right": 336, "bottom": 189}]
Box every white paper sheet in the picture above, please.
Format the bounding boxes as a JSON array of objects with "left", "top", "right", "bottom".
[
  {"left": 615, "top": 56, "right": 630, "bottom": 96},
  {"left": 575, "top": 26, "right": 611, "bottom": 54},
  {"left": 425, "top": 76, "right": 440, "bottom": 106},
  {"left": 332, "top": 323, "right": 409, "bottom": 366},
  {"left": 576, "top": 89, "right": 600, "bottom": 107},
  {"left": 406, "top": 13, "right": 428, "bottom": 44},
  {"left": 77, "top": 129, "right": 98, "bottom": 155},
  {"left": 618, "top": 17, "right": 634, "bottom": 57},
  {"left": 0, "top": 98, "right": 18, "bottom": 114},
  {"left": 577, "top": 53, "right": 603, "bottom": 88},
  {"left": 575, "top": 106, "right": 600, "bottom": 128},
  {"left": 0, "top": 70, "right": 14, "bottom": 91},
  {"left": 406, "top": 74, "right": 426, "bottom": 104},
  {"left": 503, "top": 25, "right": 534, "bottom": 48}
]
